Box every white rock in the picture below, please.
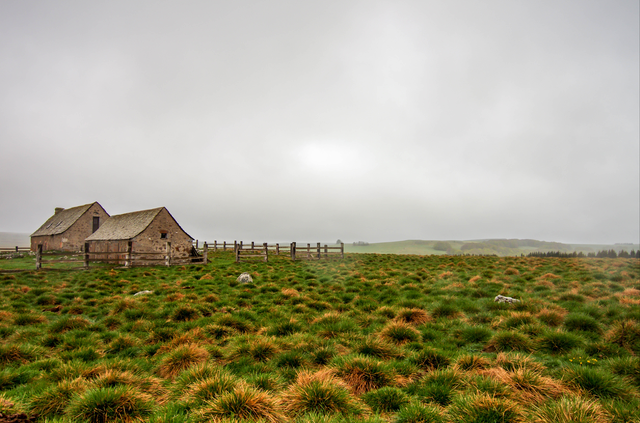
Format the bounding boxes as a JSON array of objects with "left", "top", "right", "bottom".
[
  {"left": 237, "top": 272, "right": 253, "bottom": 284},
  {"left": 494, "top": 294, "right": 519, "bottom": 303}
]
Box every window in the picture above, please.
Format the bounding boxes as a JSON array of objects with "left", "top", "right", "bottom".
[
  {"left": 92, "top": 217, "right": 100, "bottom": 233},
  {"left": 160, "top": 231, "right": 168, "bottom": 239}
]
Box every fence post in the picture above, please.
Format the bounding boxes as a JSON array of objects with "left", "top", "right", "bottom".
[
  {"left": 195, "top": 240, "right": 199, "bottom": 250},
  {"left": 263, "top": 243, "right": 268, "bottom": 262},
  {"left": 324, "top": 244, "right": 328, "bottom": 259},
  {"left": 125, "top": 241, "right": 132, "bottom": 268},
  {"left": 251, "top": 241, "right": 255, "bottom": 249},
  {"left": 276, "top": 243, "right": 280, "bottom": 255},
  {"left": 165, "top": 242, "right": 171, "bottom": 266},
  {"left": 240, "top": 241, "right": 243, "bottom": 249},
  {"left": 214, "top": 240, "right": 218, "bottom": 252},
  {"left": 83, "top": 243, "right": 90, "bottom": 269},
  {"left": 291, "top": 242, "right": 296, "bottom": 261},
  {"left": 203, "top": 242, "right": 208, "bottom": 265},
  {"left": 15, "top": 246, "right": 18, "bottom": 253},
  {"left": 317, "top": 242, "right": 321, "bottom": 259},
  {"left": 234, "top": 240, "right": 237, "bottom": 251},
  {"left": 341, "top": 242, "right": 344, "bottom": 259},
  {"left": 36, "top": 244, "right": 42, "bottom": 270},
  {"left": 235, "top": 242, "right": 240, "bottom": 263}
]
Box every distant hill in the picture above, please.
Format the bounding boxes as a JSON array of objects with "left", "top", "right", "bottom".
[
  {"left": 343, "top": 239, "right": 640, "bottom": 256},
  {"left": 0, "top": 232, "right": 30, "bottom": 248}
]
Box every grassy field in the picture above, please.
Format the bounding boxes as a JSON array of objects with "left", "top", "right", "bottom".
[
  {"left": 0, "top": 251, "right": 639, "bottom": 422},
  {"left": 345, "top": 240, "right": 640, "bottom": 256}
]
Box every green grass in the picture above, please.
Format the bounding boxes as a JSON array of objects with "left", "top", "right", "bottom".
[{"left": 0, "top": 251, "right": 638, "bottom": 422}]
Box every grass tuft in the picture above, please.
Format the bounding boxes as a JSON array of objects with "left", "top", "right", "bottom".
[
  {"left": 448, "top": 392, "right": 523, "bottom": 423},
  {"left": 157, "top": 343, "right": 209, "bottom": 379},
  {"left": 66, "top": 385, "right": 155, "bottom": 423},
  {"left": 332, "top": 355, "right": 396, "bottom": 394},
  {"left": 195, "top": 384, "right": 284, "bottom": 423},
  {"left": 280, "top": 369, "right": 367, "bottom": 417},
  {"left": 527, "top": 396, "right": 610, "bottom": 423}
]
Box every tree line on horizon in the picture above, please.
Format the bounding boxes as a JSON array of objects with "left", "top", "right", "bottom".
[{"left": 526, "top": 249, "right": 640, "bottom": 258}]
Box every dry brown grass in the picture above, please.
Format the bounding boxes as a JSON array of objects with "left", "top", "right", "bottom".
[
  {"left": 536, "top": 308, "right": 567, "bottom": 327},
  {"left": 157, "top": 343, "right": 210, "bottom": 379},
  {"left": 616, "top": 287, "right": 640, "bottom": 297},
  {"left": 468, "top": 275, "right": 482, "bottom": 283},
  {"left": 281, "top": 288, "right": 300, "bottom": 297},
  {"left": 156, "top": 328, "right": 207, "bottom": 354},
  {"left": 494, "top": 352, "right": 546, "bottom": 373},
  {"left": 165, "top": 292, "right": 185, "bottom": 302},
  {"left": 0, "top": 311, "right": 14, "bottom": 322},
  {"left": 477, "top": 367, "right": 567, "bottom": 405},
  {"left": 536, "top": 280, "right": 556, "bottom": 288},
  {"left": 90, "top": 370, "right": 168, "bottom": 403},
  {"left": 195, "top": 384, "right": 284, "bottom": 423},
  {"left": 454, "top": 354, "right": 492, "bottom": 372},
  {"left": 379, "top": 321, "right": 421, "bottom": 345},
  {"left": 394, "top": 307, "right": 430, "bottom": 325},
  {"left": 527, "top": 396, "right": 611, "bottom": 423},
  {"left": 280, "top": 369, "right": 367, "bottom": 417},
  {"left": 333, "top": 357, "right": 395, "bottom": 395}
]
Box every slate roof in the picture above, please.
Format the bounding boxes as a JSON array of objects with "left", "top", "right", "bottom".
[
  {"left": 85, "top": 207, "right": 193, "bottom": 241},
  {"left": 31, "top": 202, "right": 102, "bottom": 237}
]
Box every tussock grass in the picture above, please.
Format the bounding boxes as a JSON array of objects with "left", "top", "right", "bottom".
[
  {"left": 194, "top": 384, "right": 284, "bottom": 423},
  {"left": 379, "top": 322, "right": 421, "bottom": 345},
  {"left": 527, "top": 396, "right": 610, "bottom": 423},
  {"left": 280, "top": 369, "right": 367, "bottom": 417},
  {"left": 66, "top": 385, "right": 155, "bottom": 423},
  {"left": 332, "top": 355, "right": 396, "bottom": 394},
  {"left": 0, "top": 252, "right": 638, "bottom": 422},
  {"left": 447, "top": 392, "right": 523, "bottom": 423},
  {"left": 157, "top": 343, "right": 209, "bottom": 378},
  {"left": 28, "top": 378, "right": 88, "bottom": 418},
  {"left": 563, "top": 365, "right": 637, "bottom": 400}
]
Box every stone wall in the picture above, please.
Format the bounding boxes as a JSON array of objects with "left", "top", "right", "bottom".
[{"left": 133, "top": 208, "right": 192, "bottom": 258}]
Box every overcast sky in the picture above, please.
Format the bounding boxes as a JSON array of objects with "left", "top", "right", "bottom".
[{"left": 1, "top": 0, "right": 638, "bottom": 245}]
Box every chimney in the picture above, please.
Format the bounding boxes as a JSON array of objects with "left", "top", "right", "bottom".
[{"left": 55, "top": 207, "right": 65, "bottom": 215}]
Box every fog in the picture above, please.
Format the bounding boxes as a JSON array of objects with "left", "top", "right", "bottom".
[{"left": 1, "top": 1, "right": 638, "bottom": 244}]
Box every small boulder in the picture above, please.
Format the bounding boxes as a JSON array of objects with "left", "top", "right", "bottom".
[
  {"left": 494, "top": 294, "right": 519, "bottom": 303},
  {"left": 237, "top": 272, "right": 253, "bottom": 284},
  {"left": 133, "top": 290, "right": 153, "bottom": 296}
]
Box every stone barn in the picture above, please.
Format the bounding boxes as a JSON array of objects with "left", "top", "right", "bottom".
[
  {"left": 31, "top": 202, "right": 110, "bottom": 252},
  {"left": 85, "top": 207, "right": 195, "bottom": 263}
]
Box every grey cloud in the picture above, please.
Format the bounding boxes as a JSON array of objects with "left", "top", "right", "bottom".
[{"left": 1, "top": 0, "right": 637, "bottom": 245}]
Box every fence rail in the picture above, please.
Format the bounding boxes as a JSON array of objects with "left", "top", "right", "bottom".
[
  {"left": 235, "top": 242, "right": 269, "bottom": 263},
  {"left": 30, "top": 241, "right": 206, "bottom": 270},
  {"left": 0, "top": 246, "right": 30, "bottom": 254},
  {"left": 206, "top": 241, "right": 344, "bottom": 263},
  {"left": 2, "top": 239, "right": 343, "bottom": 271}
]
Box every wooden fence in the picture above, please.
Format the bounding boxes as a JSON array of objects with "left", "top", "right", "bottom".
[
  {"left": 2, "top": 240, "right": 344, "bottom": 270},
  {"left": 29, "top": 242, "right": 206, "bottom": 270},
  {"left": 290, "top": 242, "right": 344, "bottom": 261},
  {"left": 211, "top": 241, "right": 344, "bottom": 263},
  {"left": 0, "top": 247, "right": 30, "bottom": 254}
]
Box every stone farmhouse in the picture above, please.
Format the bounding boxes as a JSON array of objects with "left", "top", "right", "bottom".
[
  {"left": 30, "top": 202, "right": 110, "bottom": 252},
  {"left": 85, "top": 207, "right": 194, "bottom": 261}
]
